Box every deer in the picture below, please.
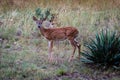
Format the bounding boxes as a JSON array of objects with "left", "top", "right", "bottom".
[{"left": 33, "top": 16, "right": 81, "bottom": 62}]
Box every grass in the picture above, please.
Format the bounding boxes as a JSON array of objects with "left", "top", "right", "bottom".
[
  {"left": 1, "top": 44, "right": 51, "bottom": 80},
  {"left": 0, "top": 0, "right": 120, "bottom": 80},
  {"left": 0, "top": 39, "right": 120, "bottom": 80}
]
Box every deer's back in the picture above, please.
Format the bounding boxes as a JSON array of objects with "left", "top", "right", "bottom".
[{"left": 44, "top": 27, "right": 79, "bottom": 40}]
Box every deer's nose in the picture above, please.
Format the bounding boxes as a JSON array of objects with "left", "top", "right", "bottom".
[{"left": 38, "top": 25, "right": 41, "bottom": 28}]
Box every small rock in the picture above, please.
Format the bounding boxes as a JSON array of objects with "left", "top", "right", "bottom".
[{"left": 16, "top": 28, "right": 22, "bottom": 36}]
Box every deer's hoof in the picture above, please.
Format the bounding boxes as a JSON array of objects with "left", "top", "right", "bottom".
[
  {"left": 68, "top": 57, "right": 74, "bottom": 62},
  {"left": 76, "top": 56, "right": 80, "bottom": 59}
]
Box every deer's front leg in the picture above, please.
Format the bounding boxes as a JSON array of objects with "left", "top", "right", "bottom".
[{"left": 48, "top": 40, "right": 54, "bottom": 61}]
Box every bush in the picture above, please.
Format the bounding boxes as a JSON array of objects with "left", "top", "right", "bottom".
[
  {"left": 81, "top": 29, "right": 120, "bottom": 69},
  {"left": 35, "top": 8, "right": 53, "bottom": 20},
  {"left": 56, "top": 68, "right": 67, "bottom": 76}
]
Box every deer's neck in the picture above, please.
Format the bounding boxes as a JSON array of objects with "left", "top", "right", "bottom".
[{"left": 38, "top": 26, "right": 46, "bottom": 36}]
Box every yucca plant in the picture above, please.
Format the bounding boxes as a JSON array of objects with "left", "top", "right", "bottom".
[{"left": 81, "top": 29, "right": 120, "bottom": 69}]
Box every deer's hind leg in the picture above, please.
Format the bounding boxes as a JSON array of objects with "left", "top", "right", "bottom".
[
  {"left": 74, "top": 39, "right": 81, "bottom": 59},
  {"left": 68, "top": 38, "right": 77, "bottom": 62}
]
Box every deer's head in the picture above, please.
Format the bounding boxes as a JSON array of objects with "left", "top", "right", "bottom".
[
  {"left": 33, "top": 16, "right": 55, "bottom": 28},
  {"left": 33, "top": 16, "right": 44, "bottom": 28}
]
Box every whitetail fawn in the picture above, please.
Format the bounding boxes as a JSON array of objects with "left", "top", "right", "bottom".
[{"left": 33, "top": 16, "right": 81, "bottom": 62}]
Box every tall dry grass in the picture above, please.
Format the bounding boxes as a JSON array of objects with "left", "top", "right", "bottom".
[{"left": 0, "top": 0, "right": 120, "bottom": 12}]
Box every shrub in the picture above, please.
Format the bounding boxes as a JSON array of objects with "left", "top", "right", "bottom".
[
  {"left": 56, "top": 68, "right": 67, "bottom": 76},
  {"left": 81, "top": 29, "right": 120, "bottom": 69},
  {"left": 35, "top": 8, "right": 54, "bottom": 21}
]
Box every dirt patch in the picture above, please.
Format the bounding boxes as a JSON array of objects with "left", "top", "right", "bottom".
[{"left": 45, "top": 71, "right": 120, "bottom": 80}]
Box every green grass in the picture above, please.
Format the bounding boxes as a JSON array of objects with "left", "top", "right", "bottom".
[
  {"left": 0, "top": 45, "right": 51, "bottom": 80},
  {"left": 0, "top": 42, "right": 119, "bottom": 80}
]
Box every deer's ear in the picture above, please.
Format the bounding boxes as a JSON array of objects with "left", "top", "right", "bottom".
[{"left": 33, "top": 16, "right": 38, "bottom": 21}]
